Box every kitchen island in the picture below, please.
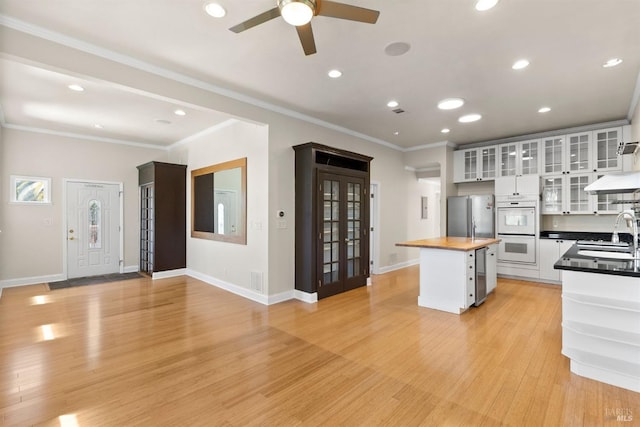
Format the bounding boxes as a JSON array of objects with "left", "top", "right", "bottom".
[
  {"left": 555, "top": 244, "right": 640, "bottom": 392},
  {"left": 396, "top": 237, "right": 500, "bottom": 314}
]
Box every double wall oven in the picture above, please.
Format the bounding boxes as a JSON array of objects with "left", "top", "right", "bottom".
[{"left": 496, "top": 200, "right": 537, "bottom": 265}]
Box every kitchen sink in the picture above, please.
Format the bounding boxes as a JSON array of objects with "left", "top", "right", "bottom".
[{"left": 577, "top": 250, "right": 635, "bottom": 260}]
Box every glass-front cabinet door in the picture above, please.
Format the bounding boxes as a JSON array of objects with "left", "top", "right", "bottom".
[
  {"left": 566, "top": 132, "right": 592, "bottom": 173},
  {"left": 542, "top": 136, "right": 564, "bottom": 175},
  {"left": 499, "top": 143, "right": 518, "bottom": 176},
  {"left": 464, "top": 150, "right": 478, "bottom": 180},
  {"left": 542, "top": 176, "right": 563, "bottom": 214},
  {"left": 593, "top": 127, "right": 622, "bottom": 172},
  {"left": 567, "top": 174, "right": 591, "bottom": 213},
  {"left": 318, "top": 172, "right": 367, "bottom": 298},
  {"left": 480, "top": 146, "right": 497, "bottom": 179},
  {"left": 520, "top": 140, "right": 539, "bottom": 175}
]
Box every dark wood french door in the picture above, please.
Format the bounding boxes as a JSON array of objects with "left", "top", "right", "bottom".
[{"left": 317, "top": 172, "right": 368, "bottom": 299}]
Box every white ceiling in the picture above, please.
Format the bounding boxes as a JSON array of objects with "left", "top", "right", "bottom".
[{"left": 1, "top": 0, "right": 639, "bottom": 150}]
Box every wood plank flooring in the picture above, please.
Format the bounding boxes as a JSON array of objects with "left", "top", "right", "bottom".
[{"left": 0, "top": 267, "right": 638, "bottom": 426}]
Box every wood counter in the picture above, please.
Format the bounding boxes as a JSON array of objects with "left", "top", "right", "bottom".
[{"left": 396, "top": 237, "right": 500, "bottom": 251}]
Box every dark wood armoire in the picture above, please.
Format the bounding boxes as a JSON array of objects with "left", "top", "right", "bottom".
[
  {"left": 293, "top": 143, "right": 373, "bottom": 299},
  {"left": 137, "top": 161, "right": 187, "bottom": 275}
]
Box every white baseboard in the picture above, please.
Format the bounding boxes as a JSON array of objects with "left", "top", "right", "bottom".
[
  {"left": 294, "top": 289, "right": 318, "bottom": 303},
  {"left": 377, "top": 259, "right": 419, "bottom": 274},
  {"left": 186, "top": 269, "right": 271, "bottom": 305},
  {"left": 0, "top": 273, "right": 65, "bottom": 290},
  {"left": 152, "top": 268, "right": 187, "bottom": 280},
  {"left": 123, "top": 265, "right": 139, "bottom": 273}
]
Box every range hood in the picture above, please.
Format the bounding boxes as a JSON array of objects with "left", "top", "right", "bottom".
[
  {"left": 584, "top": 171, "right": 640, "bottom": 195},
  {"left": 618, "top": 141, "right": 639, "bottom": 155}
]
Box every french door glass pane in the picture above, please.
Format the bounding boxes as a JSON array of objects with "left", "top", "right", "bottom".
[
  {"left": 323, "top": 179, "right": 340, "bottom": 284},
  {"left": 347, "top": 182, "right": 361, "bottom": 278}
]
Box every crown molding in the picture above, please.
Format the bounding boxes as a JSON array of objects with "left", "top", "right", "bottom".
[
  {"left": 3, "top": 123, "right": 167, "bottom": 150},
  {"left": 403, "top": 140, "right": 456, "bottom": 152}
]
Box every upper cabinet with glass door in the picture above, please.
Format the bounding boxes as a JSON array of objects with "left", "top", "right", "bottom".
[
  {"left": 542, "top": 132, "right": 592, "bottom": 175},
  {"left": 498, "top": 139, "right": 540, "bottom": 177},
  {"left": 593, "top": 127, "right": 623, "bottom": 172},
  {"left": 542, "top": 127, "right": 623, "bottom": 176},
  {"left": 453, "top": 146, "right": 497, "bottom": 183}
]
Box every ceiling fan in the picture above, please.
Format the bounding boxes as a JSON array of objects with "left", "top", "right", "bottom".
[{"left": 229, "top": 0, "right": 380, "bottom": 56}]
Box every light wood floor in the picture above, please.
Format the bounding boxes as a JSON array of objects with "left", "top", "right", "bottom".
[{"left": 1, "top": 267, "right": 638, "bottom": 426}]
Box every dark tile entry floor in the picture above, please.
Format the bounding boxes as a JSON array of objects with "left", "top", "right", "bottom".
[{"left": 48, "top": 272, "right": 143, "bottom": 290}]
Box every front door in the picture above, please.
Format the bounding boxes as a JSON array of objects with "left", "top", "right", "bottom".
[
  {"left": 66, "top": 181, "right": 121, "bottom": 278},
  {"left": 318, "top": 172, "right": 368, "bottom": 299}
]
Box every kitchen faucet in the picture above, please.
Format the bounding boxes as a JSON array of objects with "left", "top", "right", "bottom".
[{"left": 612, "top": 209, "right": 639, "bottom": 258}]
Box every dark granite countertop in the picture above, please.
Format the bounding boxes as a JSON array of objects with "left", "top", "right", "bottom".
[
  {"left": 554, "top": 243, "right": 640, "bottom": 278},
  {"left": 540, "top": 230, "right": 634, "bottom": 244}
]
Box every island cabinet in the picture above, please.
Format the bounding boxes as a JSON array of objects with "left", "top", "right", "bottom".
[
  {"left": 555, "top": 245, "right": 640, "bottom": 392},
  {"left": 293, "top": 143, "right": 373, "bottom": 300},
  {"left": 137, "top": 161, "right": 187, "bottom": 276},
  {"left": 396, "top": 237, "right": 500, "bottom": 314}
]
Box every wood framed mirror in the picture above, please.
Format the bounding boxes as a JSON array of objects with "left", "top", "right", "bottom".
[{"left": 191, "top": 157, "right": 247, "bottom": 244}]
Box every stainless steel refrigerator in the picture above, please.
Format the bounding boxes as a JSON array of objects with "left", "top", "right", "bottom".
[{"left": 447, "top": 195, "right": 495, "bottom": 238}]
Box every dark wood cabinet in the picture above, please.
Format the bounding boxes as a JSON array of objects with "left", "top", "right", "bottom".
[
  {"left": 137, "top": 161, "right": 187, "bottom": 274},
  {"left": 293, "top": 143, "right": 373, "bottom": 299}
]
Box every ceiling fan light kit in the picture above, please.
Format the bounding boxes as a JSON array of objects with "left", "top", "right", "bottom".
[
  {"left": 279, "top": 0, "right": 316, "bottom": 26},
  {"left": 229, "top": 0, "right": 380, "bottom": 56}
]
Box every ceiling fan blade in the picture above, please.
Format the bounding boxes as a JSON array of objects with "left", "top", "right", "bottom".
[
  {"left": 229, "top": 7, "right": 281, "bottom": 33},
  {"left": 317, "top": 1, "right": 379, "bottom": 24},
  {"left": 296, "top": 23, "right": 317, "bottom": 56}
]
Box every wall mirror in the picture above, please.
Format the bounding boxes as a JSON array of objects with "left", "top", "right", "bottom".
[{"left": 191, "top": 157, "right": 247, "bottom": 244}]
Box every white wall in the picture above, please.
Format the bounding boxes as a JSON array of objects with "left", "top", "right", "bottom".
[
  {"left": 169, "top": 120, "right": 270, "bottom": 296},
  {"left": 0, "top": 128, "right": 167, "bottom": 285}
]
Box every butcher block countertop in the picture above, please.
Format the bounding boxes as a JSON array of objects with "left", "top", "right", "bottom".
[{"left": 396, "top": 237, "right": 500, "bottom": 251}]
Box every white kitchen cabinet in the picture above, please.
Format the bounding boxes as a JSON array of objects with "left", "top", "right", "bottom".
[
  {"left": 542, "top": 136, "right": 565, "bottom": 175},
  {"left": 539, "top": 238, "right": 575, "bottom": 282},
  {"left": 498, "top": 139, "right": 540, "bottom": 177},
  {"left": 541, "top": 173, "right": 592, "bottom": 215},
  {"left": 486, "top": 243, "right": 497, "bottom": 293},
  {"left": 495, "top": 174, "right": 539, "bottom": 197},
  {"left": 542, "top": 172, "right": 621, "bottom": 215},
  {"left": 566, "top": 131, "right": 592, "bottom": 173},
  {"left": 592, "top": 127, "right": 623, "bottom": 172},
  {"left": 542, "top": 132, "right": 591, "bottom": 175},
  {"left": 542, "top": 128, "right": 623, "bottom": 176},
  {"left": 454, "top": 147, "right": 497, "bottom": 182}
]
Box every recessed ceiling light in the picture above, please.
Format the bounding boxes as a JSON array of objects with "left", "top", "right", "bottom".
[
  {"left": 204, "top": 2, "right": 226, "bottom": 18},
  {"left": 328, "top": 69, "right": 342, "bottom": 78},
  {"left": 458, "top": 114, "right": 482, "bottom": 123},
  {"left": 603, "top": 58, "right": 623, "bottom": 68},
  {"left": 475, "top": 0, "right": 499, "bottom": 11},
  {"left": 538, "top": 107, "right": 551, "bottom": 113},
  {"left": 155, "top": 119, "right": 171, "bottom": 125},
  {"left": 441, "top": 128, "right": 451, "bottom": 134},
  {"left": 174, "top": 109, "right": 186, "bottom": 116},
  {"left": 512, "top": 59, "right": 530, "bottom": 70},
  {"left": 437, "top": 98, "right": 465, "bottom": 110},
  {"left": 93, "top": 124, "right": 104, "bottom": 129},
  {"left": 393, "top": 131, "right": 400, "bottom": 136},
  {"left": 68, "top": 84, "right": 84, "bottom": 92},
  {"left": 387, "top": 100, "right": 399, "bottom": 108}
]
